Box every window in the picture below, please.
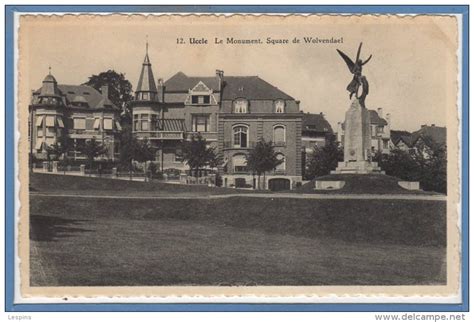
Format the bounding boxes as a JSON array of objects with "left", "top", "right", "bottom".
[
  {"left": 73, "top": 118, "right": 86, "bottom": 130},
  {"left": 133, "top": 114, "right": 139, "bottom": 131},
  {"left": 148, "top": 114, "right": 157, "bottom": 130},
  {"left": 36, "top": 115, "right": 44, "bottom": 127},
  {"left": 273, "top": 125, "right": 286, "bottom": 144},
  {"left": 233, "top": 126, "right": 248, "bottom": 148},
  {"left": 104, "top": 118, "right": 113, "bottom": 130},
  {"left": 46, "top": 127, "right": 56, "bottom": 137},
  {"left": 93, "top": 118, "right": 101, "bottom": 130},
  {"left": 45, "top": 116, "right": 55, "bottom": 127},
  {"left": 191, "top": 95, "right": 210, "bottom": 105},
  {"left": 233, "top": 154, "right": 248, "bottom": 173},
  {"left": 275, "top": 100, "right": 285, "bottom": 113},
  {"left": 175, "top": 148, "right": 184, "bottom": 162},
  {"left": 383, "top": 140, "right": 389, "bottom": 149},
  {"left": 134, "top": 114, "right": 149, "bottom": 131},
  {"left": 233, "top": 100, "right": 248, "bottom": 113},
  {"left": 37, "top": 127, "right": 44, "bottom": 137},
  {"left": 275, "top": 153, "right": 285, "bottom": 172},
  {"left": 142, "top": 93, "right": 149, "bottom": 100},
  {"left": 141, "top": 114, "right": 149, "bottom": 131},
  {"left": 57, "top": 117, "right": 65, "bottom": 128},
  {"left": 192, "top": 115, "right": 209, "bottom": 132}
]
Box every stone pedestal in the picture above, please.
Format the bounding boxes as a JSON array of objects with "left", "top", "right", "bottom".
[
  {"left": 332, "top": 99, "right": 384, "bottom": 174},
  {"left": 42, "top": 161, "right": 49, "bottom": 172},
  {"left": 331, "top": 160, "right": 384, "bottom": 174},
  {"left": 52, "top": 161, "right": 58, "bottom": 173},
  {"left": 80, "top": 164, "right": 86, "bottom": 176}
]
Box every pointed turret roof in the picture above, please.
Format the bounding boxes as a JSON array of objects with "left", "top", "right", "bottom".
[
  {"left": 39, "top": 68, "right": 62, "bottom": 98},
  {"left": 136, "top": 42, "right": 157, "bottom": 93}
]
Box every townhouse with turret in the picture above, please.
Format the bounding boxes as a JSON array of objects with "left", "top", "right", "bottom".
[
  {"left": 130, "top": 45, "right": 303, "bottom": 189},
  {"left": 29, "top": 70, "right": 121, "bottom": 162}
]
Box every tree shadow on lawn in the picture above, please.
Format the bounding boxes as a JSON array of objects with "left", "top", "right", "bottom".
[{"left": 30, "top": 215, "right": 93, "bottom": 242}]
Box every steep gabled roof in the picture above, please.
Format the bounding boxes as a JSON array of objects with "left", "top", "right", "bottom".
[
  {"left": 368, "top": 109, "right": 388, "bottom": 126},
  {"left": 58, "top": 85, "right": 118, "bottom": 110},
  {"left": 165, "top": 72, "right": 220, "bottom": 92},
  {"left": 302, "top": 113, "right": 333, "bottom": 133},
  {"left": 411, "top": 125, "right": 447, "bottom": 147},
  {"left": 164, "top": 72, "right": 294, "bottom": 101},
  {"left": 390, "top": 130, "right": 411, "bottom": 143},
  {"left": 222, "top": 76, "right": 294, "bottom": 100}
]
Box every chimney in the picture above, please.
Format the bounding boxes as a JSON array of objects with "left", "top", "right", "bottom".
[
  {"left": 421, "top": 124, "right": 427, "bottom": 128},
  {"left": 431, "top": 124, "right": 435, "bottom": 127},
  {"left": 157, "top": 78, "right": 165, "bottom": 103},
  {"left": 216, "top": 69, "right": 224, "bottom": 92},
  {"left": 101, "top": 85, "right": 109, "bottom": 99},
  {"left": 377, "top": 107, "right": 383, "bottom": 116},
  {"left": 386, "top": 113, "right": 391, "bottom": 128}
]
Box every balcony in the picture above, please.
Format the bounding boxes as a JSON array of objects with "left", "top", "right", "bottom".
[
  {"left": 134, "top": 130, "right": 184, "bottom": 140},
  {"left": 223, "top": 141, "right": 256, "bottom": 150},
  {"left": 273, "top": 141, "right": 286, "bottom": 147}
]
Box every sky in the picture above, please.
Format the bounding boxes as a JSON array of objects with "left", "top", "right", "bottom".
[{"left": 19, "top": 14, "right": 458, "bottom": 132}]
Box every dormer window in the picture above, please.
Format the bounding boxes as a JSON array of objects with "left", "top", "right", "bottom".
[
  {"left": 234, "top": 99, "right": 248, "bottom": 113},
  {"left": 191, "top": 95, "right": 210, "bottom": 105},
  {"left": 275, "top": 100, "right": 285, "bottom": 113}
]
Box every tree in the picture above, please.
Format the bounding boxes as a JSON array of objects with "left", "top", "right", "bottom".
[
  {"left": 182, "top": 134, "right": 221, "bottom": 178},
  {"left": 79, "top": 137, "right": 108, "bottom": 176},
  {"left": 51, "top": 135, "right": 72, "bottom": 174},
  {"left": 119, "top": 125, "right": 139, "bottom": 179},
  {"left": 134, "top": 138, "right": 155, "bottom": 181},
  {"left": 83, "top": 70, "right": 134, "bottom": 125},
  {"left": 378, "top": 138, "right": 447, "bottom": 193},
  {"left": 305, "top": 136, "right": 343, "bottom": 180},
  {"left": 245, "top": 139, "right": 283, "bottom": 189}
]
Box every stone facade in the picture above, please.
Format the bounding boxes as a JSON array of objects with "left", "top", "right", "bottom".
[
  {"left": 29, "top": 73, "right": 121, "bottom": 162},
  {"left": 131, "top": 47, "right": 303, "bottom": 189}
]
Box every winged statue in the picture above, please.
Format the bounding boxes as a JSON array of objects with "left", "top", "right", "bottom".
[{"left": 336, "top": 42, "right": 372, "bottom": 106}]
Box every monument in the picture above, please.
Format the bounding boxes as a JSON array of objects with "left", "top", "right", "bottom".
[{"left": 331, "top": 43, "right": 384, "bottom": 174}]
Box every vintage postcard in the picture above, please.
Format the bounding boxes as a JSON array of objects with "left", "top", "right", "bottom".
[{"left": 15, "top": 12, "right": 462, "bottom": 304}]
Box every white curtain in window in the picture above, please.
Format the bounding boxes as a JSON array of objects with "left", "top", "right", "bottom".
[
  {"left": 35, "top": 139, "right": 43, "bottom": 150},
  {"left": 104, "top": 118, "right": 113, "bottom": 130},
  {"left": 56, "top": 116, "right": 65, "bottom": 128},
  {"left": 93, "top": 118, "right": 101, "bottom": 129},
  {"left": 73, "top": 118, "right": 86, "bottom": 130},
  {"left": 45, "top": 116, "right": 55, "bottom": 127},
  {"left": 35, "top": 115, "right": 44, "bottom": 127},
  {"left": 233, "top": 154, "right": 247, "bottom": 167},
  {"left": 273, "top": 126, "right": 285, "bottom": 143}
]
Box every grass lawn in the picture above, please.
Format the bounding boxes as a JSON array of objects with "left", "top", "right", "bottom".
[
  {"left": 29, "top": 173, "right": 258, "bottom": 197},
  {"left": 296, "top": 174, "right": 439, "bottom": 195},
  {"left": 30, "top": 195, "right": 446, "bottom": 286}
]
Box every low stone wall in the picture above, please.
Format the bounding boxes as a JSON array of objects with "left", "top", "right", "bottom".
[
  {"left": 398, "top": 181, "right": 420, "bottom": 190},
  {"left": 314, "top": 180, "right": 345, "bottom": 190}
]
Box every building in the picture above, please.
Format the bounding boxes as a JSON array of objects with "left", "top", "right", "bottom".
[
  {"left": 391, "top": 125, "right": 446, "bottom": 155},
  {"left": 29, "top": 70, "right": 121, "bottom": 162},
  {"left": 131, "top": 46, "right": 303, "bottom": 189},
  {"left": 390, "top": 130, "right": 412, "bottom": 151},
  {"left": 301, "top": 112, "right": 334, "bottom": 153},
  {"left": 300, "top": 112, "right": 334, "bottom": 178},
  {"left": 336, "top": 107, "right": 391, "bottom": 155},
  {"left": 217, "top": 75, "right": 303, "bottom": 190}
]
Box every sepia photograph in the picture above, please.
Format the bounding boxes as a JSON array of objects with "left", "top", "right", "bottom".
[{"left": 10, "top": 11, "right": 463, "bottom": 304}]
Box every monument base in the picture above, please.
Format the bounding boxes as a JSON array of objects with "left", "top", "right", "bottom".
[{"left": 331, "top": 161, "right": 385, "bottom": 175}]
